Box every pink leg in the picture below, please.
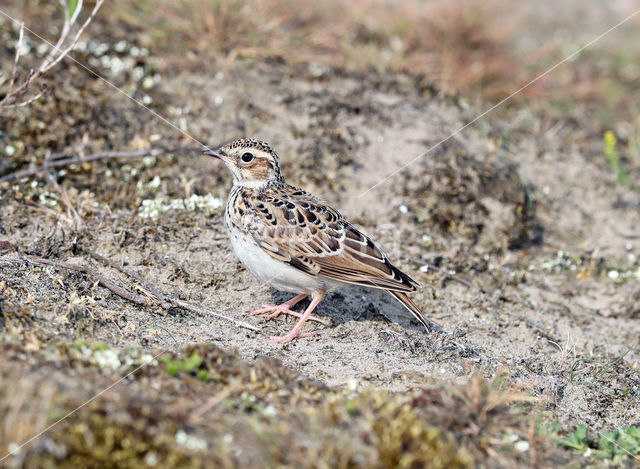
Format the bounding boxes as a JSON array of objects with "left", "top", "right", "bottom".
[
  {"left": 250, "top": 294, "right": 327, "bottom": 324},
  {"left": 268, "top": 292, "right": 324, "bottom": 343}
]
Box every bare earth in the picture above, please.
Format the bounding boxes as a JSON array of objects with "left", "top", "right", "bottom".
[{"left": 1, "top": 5, "right": 639, "bottom": 467}]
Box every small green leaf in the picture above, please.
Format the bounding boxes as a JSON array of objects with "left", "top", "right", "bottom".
[
  {"left": 558, "top": 425, "right": 590, "bottom": 452},
  {"left": 197, "top": 370, "right": 211, "bottom": 382},
  {"left": 67, "top": 0, "right": 83, "bottom": 24}
]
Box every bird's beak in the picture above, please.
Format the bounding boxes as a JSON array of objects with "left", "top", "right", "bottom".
[{"left": 203, "top": 148, "right": 230, "bottom": 162}]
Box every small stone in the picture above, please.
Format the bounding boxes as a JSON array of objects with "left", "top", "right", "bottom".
[{"left": 142, "top": 76, "right": 155, "bottom": 89}]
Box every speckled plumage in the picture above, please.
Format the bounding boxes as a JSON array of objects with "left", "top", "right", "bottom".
[{"left": 205, "top": 138, "right": 431, "bottom": 343}]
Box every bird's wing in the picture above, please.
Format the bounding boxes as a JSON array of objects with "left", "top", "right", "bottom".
[{"left": 240, "top": 185, "right": 418, "bottom": 292}]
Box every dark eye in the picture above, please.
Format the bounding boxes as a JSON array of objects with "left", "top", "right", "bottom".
[{"left": 241, "top": 152, "right": 255, "bottom": 163}]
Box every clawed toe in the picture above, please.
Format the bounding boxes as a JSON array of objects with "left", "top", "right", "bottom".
[
  {"left": 265, "top": 309, "right": 286, "bottom": 320},
  {"left": 249, "top": 305, "right": 327, "bottom": 324},
  {"left": 249, "top": 305, "right": 275, "bottom": 316},
  {"left": 267, "top": 329, "right": 320, "bottom": 343}
]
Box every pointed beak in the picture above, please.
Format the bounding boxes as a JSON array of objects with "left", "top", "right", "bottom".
[{"left": 203, "top": 148, "right": 230, "bottom": 162}]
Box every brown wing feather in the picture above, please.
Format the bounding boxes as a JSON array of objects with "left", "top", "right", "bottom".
[{"left": 240, "top": 184, "right": 419, "bottom": 293}]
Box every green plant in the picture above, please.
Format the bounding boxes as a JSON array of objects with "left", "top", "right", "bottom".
[
  {"left": 162, "top": 352, "right": 210, "bottom": 381},
  {"left": 558, "top": 425, "right": 590, "bottom": 452},
  {"left": 604, "top": 131, "right": 631, "bottom": 186},
  {"left": 553, "top": 423, "right": 640, "bottom": 463},
  {"left": 598, "top": 427, "right": 640, "bottom": 463}
]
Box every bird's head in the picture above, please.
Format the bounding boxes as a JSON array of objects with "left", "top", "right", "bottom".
[{"left": 205, "top": 138, "right": 283, "bottom": 188}]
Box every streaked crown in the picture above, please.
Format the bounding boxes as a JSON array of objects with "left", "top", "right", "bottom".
[{"left": 205, "top": 138, "right": 284, "bottom": 187}]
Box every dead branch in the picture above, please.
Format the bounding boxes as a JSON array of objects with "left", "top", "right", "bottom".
[
  {"left": 0, "top": 254, "right": 144, "bottom": 304},
  {"left": 172, "top": 299, "right": 260, "bottom": 332},
  {"left": 8, "top": 22, "right": 24, "bottom": 91},
  {"left": 0, "top": 0, "right": 104, "bottom": 109},
  {"left": 0, "top": 148, "right": 174, "bottom": 183},
  {"left": 40, "top": 0, "right": 104, "bottom": 75},
  {"left": 83, "top": 248, "right": 261, "bottom": 332},
  {"left": 82, "top": 247, "right": 168, "bottom": 303},
  {"left": 504, "top": 310, "right": 556, "bottom": 339},
  {"left": 1, "top": 89, "right": 46, "bottom": 109},
  {"left": 1, "top": 245, "right": 261, "bottom": 333}
]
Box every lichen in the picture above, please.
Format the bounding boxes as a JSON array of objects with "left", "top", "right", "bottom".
[{"left": 138, "top": 194, "right": 223, "bottom": 219}]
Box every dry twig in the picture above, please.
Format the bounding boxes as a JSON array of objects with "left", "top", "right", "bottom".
[
  {"left": 0, "top": 148, "right": 188, "bottom": 183},
  {"left": 8, "top": 21, "right": 25, "bottom": 91},
  {"left": 0, "top": 254, "right": 143, "bottom": 304},
  {"left": 1, "top": 248, "right": 260, "bottom": 333},
  {"left": 84, "top": 248, "right": 260, "bottom": 332},
  {"left": 82, "top": 247, "right": 168, "bottom": 303},
  {"left": 172, "top": 299, "right": 260, "bottom": 332},
  {"left": 0, "top": 0, "right": 104, "bottom": 109}
]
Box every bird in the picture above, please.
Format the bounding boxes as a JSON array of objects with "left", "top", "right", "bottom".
[{"left": 205, "top": 138, "right": 435, "bottom": 343}]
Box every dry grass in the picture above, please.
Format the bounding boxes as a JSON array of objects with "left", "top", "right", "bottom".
[
  {"left": 106, "top": 0, "right": 640, "bottom": 124},
  {"left": 112, "top": 0, "right": 517, "bottom": 99}
]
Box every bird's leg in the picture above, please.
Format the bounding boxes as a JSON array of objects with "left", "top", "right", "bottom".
[
  {"left": 250, "top": 294, "right": 327, "bottom": 324},
  {"left": 268, "top": 291, "right": 324, "bottom": 343}
]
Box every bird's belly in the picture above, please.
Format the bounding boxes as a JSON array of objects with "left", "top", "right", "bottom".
[{"left": 227, "top": 227, "right": 328, "bottom": 294}]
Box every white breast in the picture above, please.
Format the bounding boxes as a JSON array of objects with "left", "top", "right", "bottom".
[{"left": 225, "top": 216, "right": 336, "bottom": 295}]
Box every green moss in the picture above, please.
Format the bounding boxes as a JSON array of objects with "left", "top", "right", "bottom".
[
  {"left": 162, "top": 352, "right": 203, "bottom": 377},
  {"left": 1, "top": 342, "right": 563, "bottom": 468}
]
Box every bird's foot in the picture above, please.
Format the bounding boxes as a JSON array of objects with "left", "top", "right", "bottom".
[
  {"left": 267, "top": 329, "right": 321, "bottom": 343},
  {"left": 249, "top": 304, "right": 327, "bottom": 324}
]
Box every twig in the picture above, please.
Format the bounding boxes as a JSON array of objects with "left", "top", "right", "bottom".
[
  {"left": 169, "top": 300, "right": 259, "bottom": 332},
  {"left": 505, "top": 310, "right": 555, "bottom": 338},
  {"left": 26, "top": 254, "right": 142, "bottom": 304},
  {"left": 0, "top": 0, "right": 104, "bottom": 108},
  {"left": 0, "top": 148, "right": 174, "bottom": 183},
  {"left": 2, "top": 248, "right": 260, "bottom": 334},
  {"left": 40, "top": 0, "right": 104, "bottom": 75},
  {"left": 82, "top": 247, "right": 168, "bottom": 303},
  {"left": 84, "top": 248, "right": 260, "bottom": 332},
  {"left": 0, "top": 254, "right": 143, "bottom": 304},
  {"left": 8, "top": 22, "right": 24, "bottom": 90},
  {"left": 1, "top": 89, "right": 45, "bottom": 109}
]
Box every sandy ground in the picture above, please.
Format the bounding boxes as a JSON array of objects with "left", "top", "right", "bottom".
[
  {"left": 3, "top": 61, "right": 640, "bottom": 423},
  {"left": 1, "top": 3, "right": 640, "bottom": 466}
]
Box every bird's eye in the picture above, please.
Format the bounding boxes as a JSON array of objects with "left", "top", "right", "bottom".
[{"left": 241, "top": 152, "right": 255, "bottom": 163}]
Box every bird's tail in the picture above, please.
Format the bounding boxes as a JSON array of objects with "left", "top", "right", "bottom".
[{"left": 389, "top": 291, "right": 442, "bottom": 333}]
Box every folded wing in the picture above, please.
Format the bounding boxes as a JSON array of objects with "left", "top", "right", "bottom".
[{"left": 241, "top": 185, "right": 418, "bottom": 293}]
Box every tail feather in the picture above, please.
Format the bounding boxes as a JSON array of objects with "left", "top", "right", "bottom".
[{"left": 388, "top": 291, "right": 442, "bottom": 333}]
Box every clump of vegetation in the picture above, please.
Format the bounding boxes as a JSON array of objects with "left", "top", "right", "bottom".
[
  {"left": 547, "top": 423, "right": 640, "bottom": 465},
  {"left": 399, "top": 148, "right": 543, "bottom": 253},
  {"left": 0, "top": 341, "right": 563, "bottom": 467},
  {"left": 163, "top": 352, "right": 211, "bottom": 382}
]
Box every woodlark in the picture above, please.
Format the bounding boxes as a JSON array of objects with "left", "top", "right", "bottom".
[{"left": 205, "top": 138, "right": 434, "bottom": 343}]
